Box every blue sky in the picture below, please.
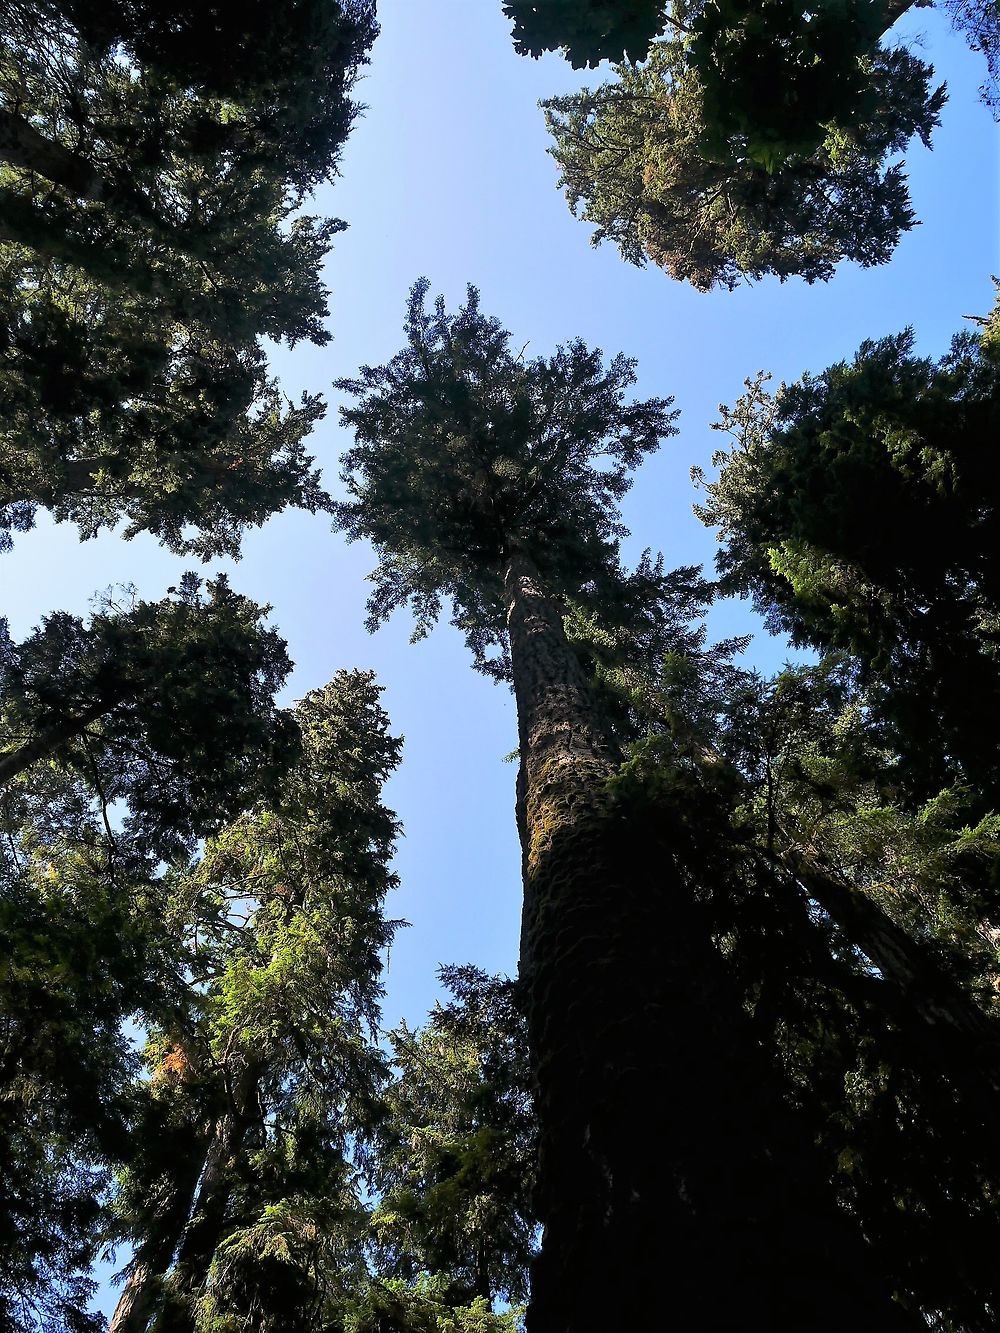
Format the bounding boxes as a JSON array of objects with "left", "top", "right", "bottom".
[{"left": 2, "top": 1, "right": 997, "bottom": 1310}]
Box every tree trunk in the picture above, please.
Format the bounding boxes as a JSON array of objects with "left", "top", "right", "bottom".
[
  {"left": 0, "top": 109, "right": 109, "bottom": 200},
  {"left": 0, "top": 694, "right": 122, "bottom": 789},
  {"left": 781, "top": 848, "right": 1000, "bottom": 1095},
  {"left": 0, "top": 108, "right": 163, "bottom": 223},
  {"left": 108, "top": 1148, "right": 208, "bottom": 1333},
  {"left": 151, "top": 1061, "right": 260, "bottom": 1333},
  {"left": 503, "top": 548, "right": 920, "bottom": 1333}
]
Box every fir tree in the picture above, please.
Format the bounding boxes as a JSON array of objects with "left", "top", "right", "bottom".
[
  {"left": 542, "top": 33, "right": 943, "bottom": 289},
  {"left": 107, "top": 672, "right": 402, "bottom": 1333},
  {"left": 0, "top": 1, "right": 375, "bottom": 553},
  {"left": 335, "top": 281, "right": 922, "bottom": 1333},
  {"left": 695, "top": 302, "right": 1000, "bottom": 807}
]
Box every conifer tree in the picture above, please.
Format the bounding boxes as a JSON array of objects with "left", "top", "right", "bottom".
[
  {"left": 0, "top": 574, "right": 297, "bottom": 854},
  {"left": 0, "top": 764, "right": 189, "bottom": 1332},
  {"left": 373, "top": 967, "right": 536, "bottom": 1311},
  {"left": 335, "top": 281, "right": 923, "bottom": 1333},
  {"left": 542, "top": 32, "right": 943, "bottom": 289},
  {"left": 0, "top": 0, "right": 375, "bottom": 553},
  {"left": 107, "top": 671, "right": 402, "bottom": 1333},
  {"left": 605, "top": 611, "right": 1000, "bottom": 1328},
  {"left": 696, "top": 303, "right": 1000, "bottom": 807}
]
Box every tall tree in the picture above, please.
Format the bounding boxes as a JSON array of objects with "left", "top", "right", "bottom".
[
  {"left": 0, "top": 764, "right": 188, "bottom": 1333},
  {"left": 0, "top": 1, "right": 375, "bottom": 553},
  {"left": 0, "top": 574, "right": 297, "bottom": 855},
  {"left": 108, "top": 671, "right": 402, "bottom": 1333},
  {"left": 334, "top": 280, "right": 922, "bottom": 1332}
]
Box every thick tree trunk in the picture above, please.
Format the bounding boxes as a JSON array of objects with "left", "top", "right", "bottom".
[
  {"left": 503, "top": 548, "right": 920, "bottom": 1333},
  {"left": 0, "top": 694, "right": 122, "bottom": 788}
]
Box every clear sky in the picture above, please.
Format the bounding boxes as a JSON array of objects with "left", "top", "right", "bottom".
[{"left": 2, "top": 1, "right": 997, "bottom": 1312}]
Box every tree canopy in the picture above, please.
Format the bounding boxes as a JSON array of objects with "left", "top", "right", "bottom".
[
  {"left": 543, "top": 34, "right": 943, "bottom": 289},
  {"left": 0, "top": 573, "right": 298, "bottom": 854},
  {"left": 0, "top": 0, "right": 375, "bottom": 555},
  {"left": 335, "top": 277, "right": 678, "bottom": 674},
  {"left": 503, "top": 0, "right": 668, "bottom": 67},
  {"left": 696, "top": 304, "right": 1000, "bottom": 805}
]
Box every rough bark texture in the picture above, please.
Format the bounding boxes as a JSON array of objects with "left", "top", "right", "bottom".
[{"left": 504, "top": 549, "right": 921, "bottom": 1333}]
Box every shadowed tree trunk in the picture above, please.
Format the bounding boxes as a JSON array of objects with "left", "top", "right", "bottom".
[
  {"left": 151, "top": 1060, "right": 261, "bottom": 1333},
  {"left": 0, "top": 691, "right": 131, "bottom": 788},
  {"left": 108, "top": 1147, "right": 208, "bottom": 1333},
  {"left": 503, "top": 546, "right": 921, "bottom": 1333}
]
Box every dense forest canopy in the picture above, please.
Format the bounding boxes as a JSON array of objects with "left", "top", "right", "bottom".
[{"left": 1, "top": 1, "right": 997, "bottom": 1331}]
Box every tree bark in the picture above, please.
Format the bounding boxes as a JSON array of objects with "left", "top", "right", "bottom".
[
  {"left": 151, "top": 1061, "right": 261, "bottom": 1333},
  {"left": 0, "top": 693, "right": 124, "bottom": 789},
  {"left": 503, "top": 547, "right": 921, "bottom": 1333},
  {"left": 0, "top": 108, "right": 162, "bottom": 220},
  {"left": 0, "top": 109, "right": 109, "bottom": 201},
  {"left": 108, "top": 1148, "right": 208, "bottom": 1333}
]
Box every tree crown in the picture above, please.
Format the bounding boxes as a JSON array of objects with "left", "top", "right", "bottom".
[{"left": 335, "top": 279, "right": 677, "bottom": 675}]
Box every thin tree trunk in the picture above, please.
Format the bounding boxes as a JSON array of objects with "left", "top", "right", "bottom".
[
  {"left": 781, "top": 847, "right": 1000, "bottom": 1090},
  {"left": 108, "top": 1148, "right": 208, "bottom": 1333},
  {"left": 0, "top": 109, "right": 110, "bottom": 200},
  {"left": 0, "top": 694, "right": 122, "bottom": 789},
  {"left": 151, "top": 1061, "right": 261, "bottom": 1333},
  {"left": 503, "top": 547, "right": 921, "bottom": 1333}
]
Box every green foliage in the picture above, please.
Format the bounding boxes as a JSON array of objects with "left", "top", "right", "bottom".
[
  {"left": 0, "top": 1, "right": 374, "bottom": 554},
  {"left": 373, "top": 968, "right": 536, "bottom": 1308},
  {"left": 0, "top": 254, "right": 329, "bottom": 557},
  {"left": 697, "top": 309, "right": 1000, "bottom": 805},
  {"left": 45, "top": 0, "right": 378, "bottom": 195},
  {"left": 543, "top": 34, "right": 943, "bottom": 289},
  {"left": 109, "top": 673, "right": 402, "bottom": 1333},
  {"left": 503, "top": 0, "right": 667, "bottom": 67},
  {"left": 0, "top": 573, "right": 297, "bottom": 855},
  {"left": 606, "top": 611, "right": 1000, "bottom": 1328},
  {"left": 342, "top": 1273, "right": 522, "bottom": 1333},
  {"left": 0, "top": 776, "right": 179, "bottom": 1332},
  {"left": 335, "top": 279, "right": 677, "bottom": 675}
]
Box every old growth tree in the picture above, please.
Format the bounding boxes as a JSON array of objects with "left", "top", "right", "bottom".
[{"left": 335, "top": 280, "right": 923, "bottom": 1333}]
